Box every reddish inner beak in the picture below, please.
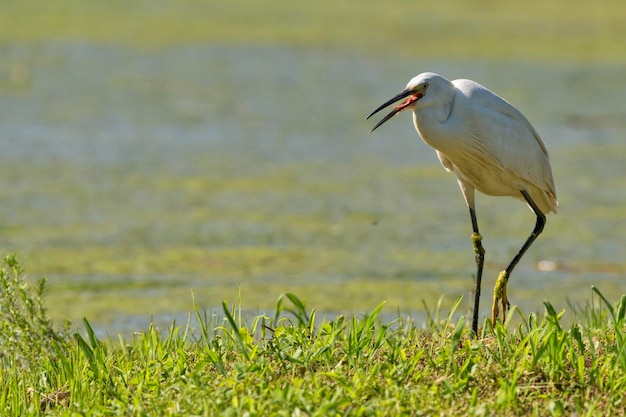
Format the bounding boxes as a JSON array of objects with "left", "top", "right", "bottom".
[{"left": 395, "top": 93, "right": 422, "bottom": 111}]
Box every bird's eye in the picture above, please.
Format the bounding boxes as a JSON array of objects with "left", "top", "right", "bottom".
[{"left": 423, "top": 83, "right": 429, "bottom": 90}]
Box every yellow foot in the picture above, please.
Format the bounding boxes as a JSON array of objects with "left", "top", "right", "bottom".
[
  {"left": 491, "top": 270, "right": 510, "bottom": 326},
  {"left": 471, "top": 232, "right": 485, "bottom": 255}
]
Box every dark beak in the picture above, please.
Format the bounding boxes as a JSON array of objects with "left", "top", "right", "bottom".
[{"left": 366, "top": 89, "right": 414, "bottom": 132}]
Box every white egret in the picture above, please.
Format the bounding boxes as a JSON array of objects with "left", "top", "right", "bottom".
[{"left": 366, "top": 72, "right": 557, "bottom": 334}]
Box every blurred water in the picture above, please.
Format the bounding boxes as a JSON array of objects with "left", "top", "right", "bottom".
[{"left": 1, "top": 42, "right": 625, "bottom": 335}]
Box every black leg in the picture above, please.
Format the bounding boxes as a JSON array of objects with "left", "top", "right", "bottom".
[
  {"left": 469, "top": 207, "right": 485, "bottom": 336},
  {"left": 505, "top": 190, "right": 546, "bottom": 276},
  {"left": 492, "top": 190, "right": 546, "bottom": 325}
]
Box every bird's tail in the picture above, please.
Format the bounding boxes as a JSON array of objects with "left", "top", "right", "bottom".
[{"left": 529, "top": 188, "right": 558, "bottom": 215}]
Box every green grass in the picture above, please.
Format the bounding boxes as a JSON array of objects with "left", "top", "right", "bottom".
[
  {"left": 1, "top": 2, "right": 626, "bottom": 414},
  {"left": 2, "top": 255, "right": 626, "bottom": 416},
  {"left": 1, "top": 0, "right": 626, "bottom": 63}
]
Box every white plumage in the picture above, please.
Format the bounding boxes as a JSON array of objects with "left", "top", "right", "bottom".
[{"left": 367, "top": 72, "right": 558, "bottom": 334}]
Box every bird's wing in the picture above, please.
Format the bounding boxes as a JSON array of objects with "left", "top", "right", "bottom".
[{"left": 467, "top": 84, "right": 555, "bottom": 194}]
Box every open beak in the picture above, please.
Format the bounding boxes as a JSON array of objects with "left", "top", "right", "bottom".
[{"left": 366, "top": 89, "right": 421, "bottom": 132}]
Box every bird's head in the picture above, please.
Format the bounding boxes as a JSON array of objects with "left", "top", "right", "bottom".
[{"left": 366, "top": 72, "right": 443, "bottom": 132}]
